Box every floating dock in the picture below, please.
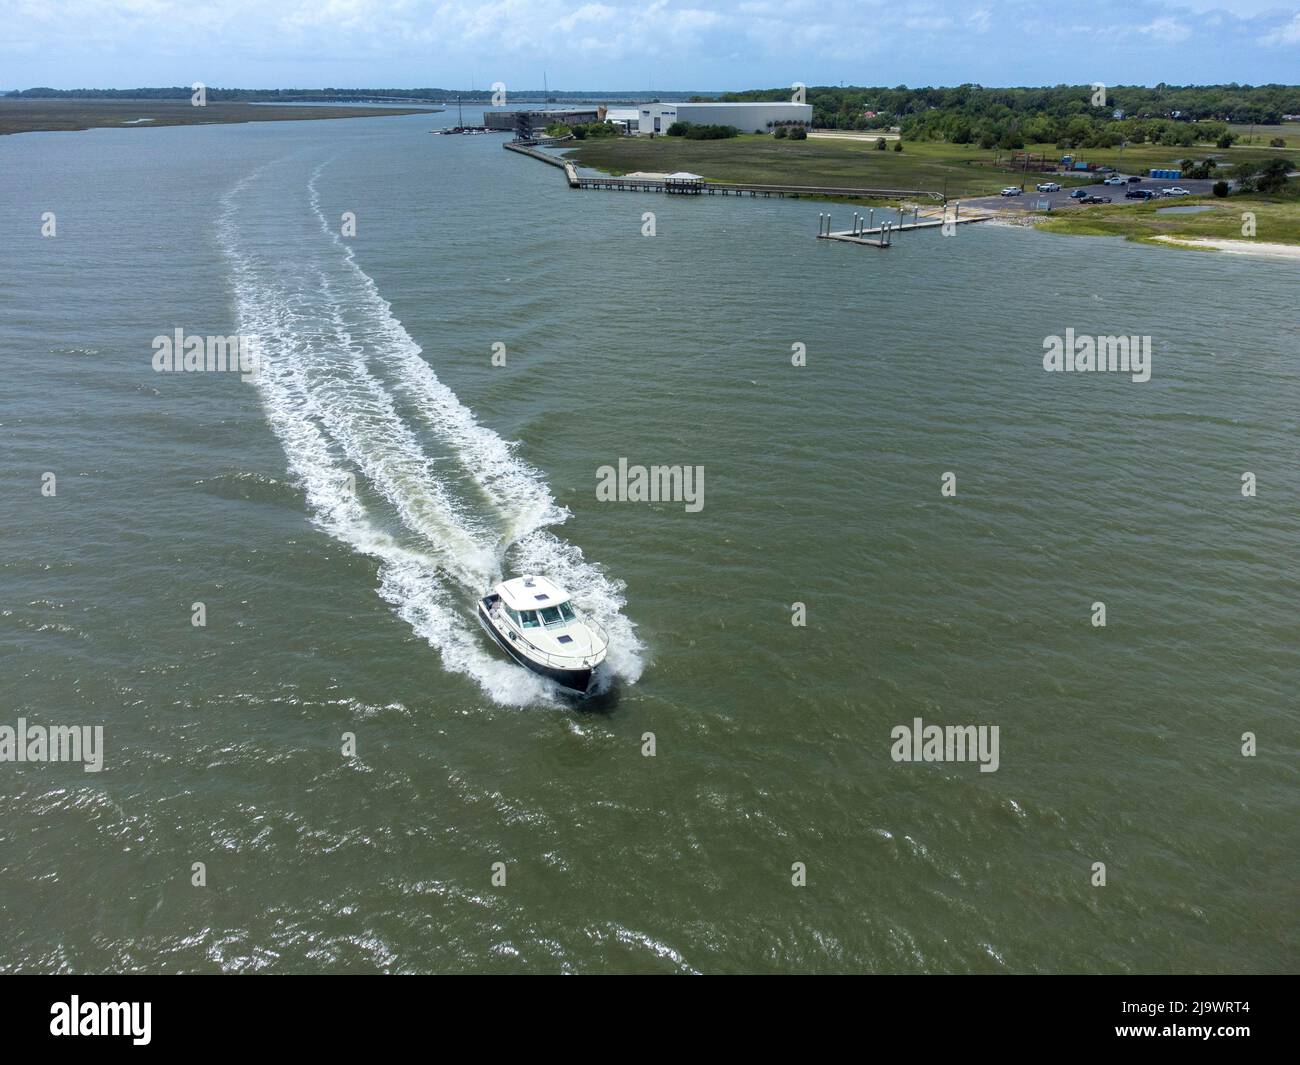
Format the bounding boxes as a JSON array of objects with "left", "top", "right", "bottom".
[{"left": 817, "top": 206, "right": 990, "bottom": 248}]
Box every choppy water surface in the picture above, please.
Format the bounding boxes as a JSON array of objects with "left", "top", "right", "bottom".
[{"left": 1, "top": 111, "right": 1296, "bottom": 972}]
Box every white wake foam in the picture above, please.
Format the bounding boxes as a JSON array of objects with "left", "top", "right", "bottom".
[{"left": 215, "top": 161, "right": 643, "bottom": 705}]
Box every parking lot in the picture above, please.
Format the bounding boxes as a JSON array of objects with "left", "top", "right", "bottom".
[{"left": 962, "top": 173, "right": 1221, "bottom": 213}]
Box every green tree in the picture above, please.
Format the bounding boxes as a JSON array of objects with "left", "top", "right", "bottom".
[{"left": 1256, "top": 157, "right": 1293, "bottom": 192}]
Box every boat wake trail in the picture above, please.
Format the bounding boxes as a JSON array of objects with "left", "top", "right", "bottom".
[{"left": 216, "top": 160, "right": 643, "bottom": 706}]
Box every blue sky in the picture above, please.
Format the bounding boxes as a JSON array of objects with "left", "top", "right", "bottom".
[{"left": 4, "top": 1, "right": 1299, "bottom": 90}]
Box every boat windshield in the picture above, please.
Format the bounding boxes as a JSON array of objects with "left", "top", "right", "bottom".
[
  {"left": 539, "top": 603, "right": 576, "bottom": 627},
  {"left": 518, "top": 610, "right": 540, "bottom": 629}
]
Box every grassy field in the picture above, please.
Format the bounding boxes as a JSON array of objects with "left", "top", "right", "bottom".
[
  {"left": 566, "top": 134, "right": 1291, "bottom": 199},
  {"left": 1227, "top": 121, "right": 1300, "bottom": 149},
  {"left": 1035, "top": 188, "right": 1300, "bottom": 246},
  {"left": 0, "top": 98, "right": 435, "bottom": 136},
  {"left": 566, "top": 135, "right": 1047, "bottom": 197}
]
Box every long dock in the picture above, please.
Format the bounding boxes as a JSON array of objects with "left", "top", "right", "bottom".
[
  {"left": 570, "top": 173, "right": 942, "bottom": 200},
  {"left": 503, "top": 141, "right": 569, "bottom": 169},
  {"left": 503, "top": 140, "right": 944, "bottom": 202},
  {"left": 711, "top": 181, "right": 943, "bottom": 201}
]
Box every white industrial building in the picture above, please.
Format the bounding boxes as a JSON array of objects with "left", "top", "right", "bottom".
[
  {"left": 601, "top": 107, "right": 641, "bottom": 133},
  {"left": 635, "top": 101, "right": 812, "bottom": 135}
]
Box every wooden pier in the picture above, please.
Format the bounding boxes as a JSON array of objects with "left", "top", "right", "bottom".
[
  {"left": 573, "top": 175, "right": 681, "bottom": 193},
  {"left": 569, "top": 173, "right": 943, "bottom": 200},
  {"left": 498, "top": 140, "right": 997, "bottom": 252},
  {"left": 503, "top": 140, "right": 945, "bottom": 203},
  {"left": 503, "top": 140, "right": 569, "bottom": 169},
  {"left": 816, "top": 206, "right": 989, "bottom": 248}
]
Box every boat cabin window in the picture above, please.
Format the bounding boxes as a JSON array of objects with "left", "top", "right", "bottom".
[
  {"left": 518, "top": 610, "right": 541, "bottom": 629},
  {"left": 537, "top": 602, "right": 576, "bottom": 627}
]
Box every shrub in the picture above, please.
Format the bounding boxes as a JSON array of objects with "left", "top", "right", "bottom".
[
  {"left": 1256, "top": 157, "right": 1294, "bottom": 192},
  {"left": 893, "top": 140, "right": 903, "bottom": 152},
  {"left": 1212, "top": 181, "right": 1229, "bottom": 197},
  {"left": 774, "top": 126, "right": 787, "bottom": 139},
  {"left": 572, "top": 121, "right": 618, "bottom": 139},
  {"left": 789, "top": 127, "right": 807, "bottom": 140},
  {"left": 876, "top": 137, "right": 886, "bottom": 150},
  {"left": 670, "top": 122, "right": 739, "bottom": 140},
  {"left": 1270, "top": 137, "right": 1286, "bottom": 148}
]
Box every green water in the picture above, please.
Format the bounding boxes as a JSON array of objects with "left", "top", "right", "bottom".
[{"left": 1, "top": 110, "right": 1296, "bottom": 972}]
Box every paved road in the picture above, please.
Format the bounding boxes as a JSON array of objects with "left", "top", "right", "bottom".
[{"left": 958, "top": 172, "right": 1221, "bottom": 213}]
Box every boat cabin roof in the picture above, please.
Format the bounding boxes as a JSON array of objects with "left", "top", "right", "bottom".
[{"left": 495, "top": 575, "right": 570, "bottom": 612}]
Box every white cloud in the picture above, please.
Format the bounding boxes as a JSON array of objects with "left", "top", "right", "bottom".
[
  {"left": 1137, "top": 16, "right": 1193, "bottom": 42},
  {"left": 1259, "top": 12, "right": 1300, "bottom": 44},
  {"left": 1166, "top": 0, "right": 1286, "bottom": 14},
  {"left": 3, "top": 0, "right": 1299, "bottom": 89}
]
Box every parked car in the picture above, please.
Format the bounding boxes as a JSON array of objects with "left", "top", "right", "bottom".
[
  {"left": 1103, "top": 176, "right": 1126, "bottom": 185},
  {"left": 1080, "top": 195, "right": 1112, "bottom": 204},
  {"left": 1127, "top": 175, "right": 1143, "bottom": 183},
  {"left": 1164, "top": 187, "right": 1191, "bottom": 196},
  {"left": 1069, "top": 188, "right": 1089, "bottom": 199},
  {"left": 1035, "top": 182, "right": 1062, "bottom": 192},
  {"left": 1000, "top": 186, "right": 1023, "bottom": 196},
  {"left": 1125, "top": 189, "right": 1155, "bottom": 199}
]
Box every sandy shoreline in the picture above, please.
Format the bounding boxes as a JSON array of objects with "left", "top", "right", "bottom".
[{"left": 1151, "top": 235, "right": 1300, "bottom": 260}]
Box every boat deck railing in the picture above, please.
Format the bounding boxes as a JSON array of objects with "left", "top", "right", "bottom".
[{"left": 487, "top": 602, "right": 608, "bottom": 669}]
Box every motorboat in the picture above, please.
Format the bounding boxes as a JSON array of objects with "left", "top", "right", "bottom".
[{"left": 476, "top": 575, "right": 608, "bottom": 693}]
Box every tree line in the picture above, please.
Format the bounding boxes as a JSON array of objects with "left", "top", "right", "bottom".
[{"left": 716, "top": 84, "right": 1300, "bottom": 142}]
